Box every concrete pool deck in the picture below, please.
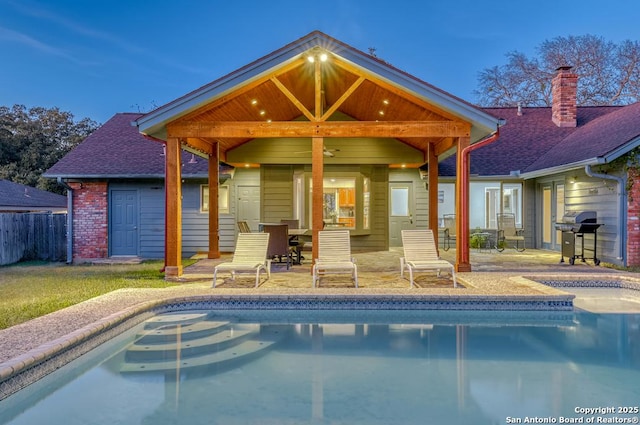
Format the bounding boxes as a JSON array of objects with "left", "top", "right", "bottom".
[{"left": 1, "top": 247, "right": 639, "bottom": 399}]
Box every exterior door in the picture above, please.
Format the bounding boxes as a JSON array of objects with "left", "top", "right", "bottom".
[
  {"left": 110, "top": 190, "right": 138, "bottom": 256},
  {"left": 237, "top": 185, "right": 260, "bottom": 231},
  {"left": 389, "top": 182, "right": 415, "bottom": 247},
  {"left": 540, "top": 181, "right": 564, "bottom": 250}
]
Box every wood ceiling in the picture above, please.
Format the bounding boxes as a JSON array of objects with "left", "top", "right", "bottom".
[{"left": 166, "top": 50, "right": 471, "bottom": 163}]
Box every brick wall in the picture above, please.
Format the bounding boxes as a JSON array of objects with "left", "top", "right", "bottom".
[
  {"left": 69, "top": 182, "right": 108, "bottom": 261},
  {"left": 628, "top": 169, "right": 640, "bottom": 267}
]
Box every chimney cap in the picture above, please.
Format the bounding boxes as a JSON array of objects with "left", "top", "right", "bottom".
[{"left": 556, "top": 65, "right": 573, "bottom": 72}]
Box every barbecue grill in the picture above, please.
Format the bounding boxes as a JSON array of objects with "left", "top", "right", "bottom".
[{"left": 554, "top": 211, "right": 602, "bottom": 265}]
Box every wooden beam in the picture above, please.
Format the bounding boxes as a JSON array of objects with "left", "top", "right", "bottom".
[
  {"left": 332, "top": 56, "right": 467, "bottom": 123},
  {"left": 270, "top": 76, "right": 315, "bottom": 122},
  {"left": 177, "top": 57, "right": 307, "bottom": 122},
  {"left": 167, "top": 120, "right": 471, "bottom": 139},
  {"left": 311, "top": 136, "right": 324, "bottom": 268},
  {"left": 427, "top": 144, "right": 440, "bottom": 246},
  {"left": 208, "top": 142, "right": 220, "bottom": 259},
  {"left": 184, "top": 137, "right": 214, "bottom": 156},
  {"left": 314, "top": 57, "right": 322, "bottom": 119},
  {"left": 455, "top": 136, "right": 471, "bottom": 272},
  {"left": 320, "top": 76, "right": 365, "bottom": 121},
  {"left": 164, "top": 137, "right": 183, "bottom": 278}
]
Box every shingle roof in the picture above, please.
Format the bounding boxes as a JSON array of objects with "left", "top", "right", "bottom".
[
  {"left": 0, "top": 179, "right": 66, "bottom": 211},
  {"left": 44, "top": 113, "right": 211, "bottom": 178},
  {"left": 439, "top": 105, "right": 633, "bottom": 177},
  {"left": 524, "top": 102, "right": 640, "bottom": 173}
]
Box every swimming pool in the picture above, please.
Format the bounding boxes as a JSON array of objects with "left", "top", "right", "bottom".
[{"left": 1, "top": 309, "right": 639, "bottom": 425}]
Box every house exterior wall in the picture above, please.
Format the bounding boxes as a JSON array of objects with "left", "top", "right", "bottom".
[
  {"left": 534, "top": 170, "right": 623, "bottom": 265},
  {"left": 69, "top": 181, "right": 108, "bottom": 261},
  {"left": 627, "top": 168, "right": 640, "bottom": 267}
]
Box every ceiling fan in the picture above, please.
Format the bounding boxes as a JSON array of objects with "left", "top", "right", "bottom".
[{"left": 294, "top": 145, "right": 340, "bottom": 157}]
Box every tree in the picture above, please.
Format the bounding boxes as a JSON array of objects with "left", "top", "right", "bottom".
[
  {"left": 475, "top": 35, "right": 640, "bottom": 107},
  {"left": 0, "top": 105, "right": 99, "bottom": 194}
]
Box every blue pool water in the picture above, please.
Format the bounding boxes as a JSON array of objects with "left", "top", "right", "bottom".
[{"left": 1, "top": 309, "right": 639, "bottom": 425}]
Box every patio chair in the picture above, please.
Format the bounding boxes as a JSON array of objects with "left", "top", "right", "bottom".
[
  {"left": 442, "top": 214, "right": 456, "bottom": 251},
  {"left": 312, "top": 230, "right": 358, "bottom": 288},
  {"left": 237, "top": 220, "right": 251, "bottom": 233},
  {"left": 496, "top": 213, "right": 525, "bottom": 252},
  {"left": 400, "top": 229, "right": 457, "bottom": 288},
  {"left": 212, "top": 232, "right": 271, "bottom": 288},
  {"left": 281, "top": 219, "right": 305, "bottom": 264},
  {"left": 263, "top": 223, "right": 293, "bottom": 270}
]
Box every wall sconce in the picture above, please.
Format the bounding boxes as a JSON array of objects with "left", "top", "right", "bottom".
[{"left": 569, "top": 176, "right": 578, "bottom": 183}]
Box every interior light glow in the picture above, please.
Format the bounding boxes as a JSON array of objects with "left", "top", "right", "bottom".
[
  {"left": 307, "top": 55, "right": 315, "bottom": 63},
  {"left": 251, "top": 99, "right": 258, "bottom": 105},
  {"left": 259, "top": 110, "right": 266, "bottom": 116},
  {"left": 383, "top": 99, "right": 389, "bottom": 105},
  {"left": 379, "top": 110, "right": 384, "bottom": 115},
  {"left": 319, "top": 53, "right": 328, "bottom": 62}
]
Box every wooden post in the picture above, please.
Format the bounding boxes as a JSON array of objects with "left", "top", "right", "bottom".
[
  {"left": 311, "top": 136, "right": 324, "bottom": 265},
  {"left": 427, "top": 144, "right": 440, "bottom": 248},
  {"left": 208, "top": 142, "right": 220, "bottom": 259},
  {"left": 165, "top": 137, "right": 183, "bottom": 278},
  {"left": 455, "top": 136, "right": 471, "bottom": 272}
]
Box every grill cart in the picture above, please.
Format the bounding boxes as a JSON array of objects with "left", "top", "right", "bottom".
[{"left": 555, "top": 211, "right": 602, "bottom": 266}]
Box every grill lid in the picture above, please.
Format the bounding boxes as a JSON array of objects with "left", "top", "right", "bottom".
[{"left": 561, "top": 211, "right": 596, "bottom": 224}]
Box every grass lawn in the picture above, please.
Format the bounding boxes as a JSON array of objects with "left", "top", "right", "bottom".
[{"left": 0, "top": 260, "right": 191, "bottom": 330}]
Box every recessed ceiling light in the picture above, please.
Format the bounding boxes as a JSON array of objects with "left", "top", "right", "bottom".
[
  {"left": 259, "top": 110, "right": 266, "bottom": 116},
  {"left": 383, "top": 99, "right": 389, "bottom": 105},
  {"left": 319, "top": 53, "right": 328, "bottom": 62},
  {"left": 379, "top": 110, "right": 385, "bottom": 116},
  {"left": 251, "top": 99, "right": 258, "bottom": 105},
  {"left": 307, "top": 55, "right": 315, "bottom": 63}
]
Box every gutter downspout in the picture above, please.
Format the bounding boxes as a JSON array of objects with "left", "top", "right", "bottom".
[
  {"left": 458, "top": 128, "right": 500, "bottom": 270},
  {"left": 57, "top": 177, "right": 73, "bottom": 264},
  {"left": 585, "top": 164, "right": 627, "bottom": 267}
]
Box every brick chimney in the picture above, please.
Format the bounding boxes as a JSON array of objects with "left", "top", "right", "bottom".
[{"left": 551, "top": 66, "right": 578, "bottom": 127}]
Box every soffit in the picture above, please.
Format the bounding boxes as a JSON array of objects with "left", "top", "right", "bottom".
[{"left": 172, "top": 54, "right": 460, "bottom": 158}]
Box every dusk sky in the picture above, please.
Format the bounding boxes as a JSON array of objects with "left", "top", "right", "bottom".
[{"left": 1, "top": 0, "right": 639, "bottom": 124}]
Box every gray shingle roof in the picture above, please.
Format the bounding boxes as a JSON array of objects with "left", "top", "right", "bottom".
[
  {"left": 439, "top": 104, "right": 637, "bottom": 177},
  {"left": 0, "top": 179, "right": 66, "bottom": 211},
  {"left": 44, "top": 113, "right": 211, "bottom": 178}
]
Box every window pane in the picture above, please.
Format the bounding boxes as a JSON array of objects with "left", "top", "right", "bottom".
[
  {"left": 390, "top": 187, "right": 409, "bottom": 216},
  {"left": 323, "top": 178, "right": 355, "bottom": 228}
]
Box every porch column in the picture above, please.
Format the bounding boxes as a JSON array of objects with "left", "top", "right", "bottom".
[
  {"left": 455, "top": 136, "right": 471, "bottom": 272},
  {"left": 427, "top": 144, "right": 440, "bottom": 247},
  {"left": 208, "top": 142, "right": 220, "bottom": 259},
  {"left": 165, "top": 137, "right": 183, "bottom": 278},
  {"left": 311, "top": 136, "right": 324, "bottom": 265}
]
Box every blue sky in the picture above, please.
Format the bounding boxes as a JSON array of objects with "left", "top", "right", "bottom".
[{"left": 1, "top": 0, "right": 639, "bottom": 124}]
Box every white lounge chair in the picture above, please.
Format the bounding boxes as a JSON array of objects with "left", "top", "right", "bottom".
[
  {"left": 212, "top": 233, "right": 271, "bottom": 288},
  {"left": 400, "top": 229, "right": 457, "bottom": 288},
  {"left": 312, "top": 230, "right": 358, "bottom": 287}
]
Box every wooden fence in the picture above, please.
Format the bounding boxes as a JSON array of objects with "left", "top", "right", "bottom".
[{"left": 0, "top": 213, "right": 67, "bottom": 265}]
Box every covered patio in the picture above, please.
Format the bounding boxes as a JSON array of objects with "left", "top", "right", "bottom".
[{"left": 135, "top": 31, "right": 501, "bottom": 279}]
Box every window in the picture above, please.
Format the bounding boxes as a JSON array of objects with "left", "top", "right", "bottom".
[
  {"left": 322, "top": 178, "right": 356, "bottom": 228},
  {"left": 201, "top": 185, "right": 229, "bottom": 214}
]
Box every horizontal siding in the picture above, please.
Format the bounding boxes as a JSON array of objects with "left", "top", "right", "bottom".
[
  {"left": 564, "top": 175, "right": 620, "bottom": 263},
  {"left": 261, "top": 165, "right": 294, "bottom": 224}
]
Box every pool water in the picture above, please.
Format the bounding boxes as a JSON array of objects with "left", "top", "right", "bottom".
[{"left": 1, "top": 310, "right": 639, "bottom": 425}]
